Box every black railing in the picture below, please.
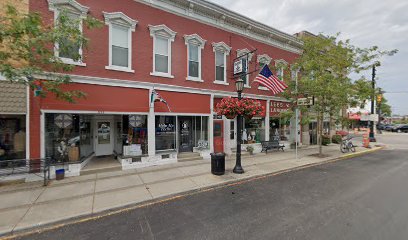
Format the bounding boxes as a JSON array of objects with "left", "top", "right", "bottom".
[{"left": 0, "top": 158, "right": 51, "bottom": 186}]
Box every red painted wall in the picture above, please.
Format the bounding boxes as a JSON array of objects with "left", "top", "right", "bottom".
[
  {"left": 40, "top": 83, "right": 150, "bottom": 112},
  {"left": 154, "top": 90, "right": 210, "bottom": 114},
  {"left": 30, "top": 0, "right": 299, "bottom": 97}
]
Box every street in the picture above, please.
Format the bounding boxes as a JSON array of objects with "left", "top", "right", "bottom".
[{"left": 11, "top": 133, "right": 408, "bottom": 240}]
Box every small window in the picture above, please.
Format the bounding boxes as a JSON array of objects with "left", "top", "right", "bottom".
[
  {"left": 155, "top": 37, "right": 169, "bottom": 73},
  {"left": 188, "top": 44, "right": 199, "bottom": 78},
  {"left": 215, "top": 51, "right": 225, "bottom": 81},
  {"left": 111, "top": 25, "right": 129, "bottom": 68}
]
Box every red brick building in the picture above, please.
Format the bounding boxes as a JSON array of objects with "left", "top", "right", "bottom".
[{"left": 26, "top": 0, "right": 303, "bottom": 176}]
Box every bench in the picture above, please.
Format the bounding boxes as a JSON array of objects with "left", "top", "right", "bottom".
[{"left": 261, "top": 140, "right": 285, "bottom": 153}]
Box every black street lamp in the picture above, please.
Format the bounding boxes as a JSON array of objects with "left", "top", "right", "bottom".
[
  {"left": 233, "top": 79, "right": 245, "bottom": 174},
  {"left": 369, "top": 65, "right": 377, "bottom": 142}
]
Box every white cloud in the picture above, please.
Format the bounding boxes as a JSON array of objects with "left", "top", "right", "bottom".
[{"left": 212, "top": 0, "right": 408, "bottom": 115}]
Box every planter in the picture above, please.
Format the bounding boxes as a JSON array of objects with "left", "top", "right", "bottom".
[
  {"left": 244, "top": 115, "right": 253, "bottom": 120},
  {"left": 225, "top": 114, "right": 237, "bottom": 119}
]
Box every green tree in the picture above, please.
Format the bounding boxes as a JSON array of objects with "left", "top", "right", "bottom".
[
  {"left": 294, "top": 33, "right": 396, "bottom": 155},
  {"left": 0, "top": 4, "right": 101, "bottom": 102}
]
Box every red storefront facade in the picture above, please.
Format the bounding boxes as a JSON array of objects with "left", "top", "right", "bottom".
[{"left": 27, "top": 0, "right": 302, "bottom": 174}]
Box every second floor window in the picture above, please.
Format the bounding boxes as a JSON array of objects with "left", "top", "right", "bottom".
[
  {"left": 48, "top": 0, "right": 89, "bottom": 66},
  {"left": 188, "top": 43, "right": 199, "bottom": 78},
  {"left": 155, "top": 36, "right": 170, "bottom": 73},
  {"left": 111, "top": 25, "right": 130, "bottom": 68},
  {"left": 104, "top": 12, "right": 137, "bottom": 73},
  {"left": 215, "top": 50, "right": 225, "bottom": 82},
  {"left": 149, "top": 24, "right": 177, "bottom": 78}
]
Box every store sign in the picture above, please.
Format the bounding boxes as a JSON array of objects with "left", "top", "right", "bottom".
[
  {"left": 270, "top": 101, "right": 291, "bottom": 116},
  {"left": 158, "top": 123, "right": 175, "bottom": 132},
  {"left": 234, "top": 59, "right": 244, "bottom": 75},
  {"left": 297, "top": 97, "right": 314, "bottom": 106},
  {"left": 361, "top": 114, "right": 378, "bottom": 122}
]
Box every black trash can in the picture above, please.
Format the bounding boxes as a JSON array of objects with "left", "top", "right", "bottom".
[{"left": 211, "top": 153, "right": 225, "bottom": 175}]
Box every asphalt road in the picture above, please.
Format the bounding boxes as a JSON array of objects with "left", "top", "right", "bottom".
[{"left": 13, "top": 133, "right": 408, "bottom": 240}]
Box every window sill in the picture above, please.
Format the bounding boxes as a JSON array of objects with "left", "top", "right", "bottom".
[
  {"left": 186, "top": 76, "right": 204, "bottom": 82},
  {"left": 105, "top": 66, "right": 135, "bottom": 73},
  {"left": 258, "top": 86, "right": 269, "bottom": 91},
  {"left": 150, "top": 72, "right": 174, "bottom": 79},
  {"left": 244, "top": 85, "right": 251, "bottom": 89},
  {"left": 60, "top": 57, "right": 86, "bottom": 67},
  {"left": 213, "top": 80, "right": 229, "bottom": 85}
]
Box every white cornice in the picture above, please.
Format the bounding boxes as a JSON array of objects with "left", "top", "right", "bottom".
[
  {"left": 212, "top": 42, "right": 231, "bottom": 54},
  {"left": 257, "top": 54, "right": 272, "bottom": 65},
  {"left": 103, "top": 12, "right": 138, "bottom": 31},
  {"left": 148, "top": 24, "right": 177, "bottom": 41},
  {"left": 48, "top": 0, "right": 89, "bottom": 15},
  {"left": 184, "top": 34, "right": 206, "bottom": 48},
  {"left": 237, "top": 48, "right": 254, "bottom": 62},
  {"left": 136, "top": 0, "right": 303, "bottom": 54},
  {"left": 275, "top": 59, "right": 288, "bottom": 66}
]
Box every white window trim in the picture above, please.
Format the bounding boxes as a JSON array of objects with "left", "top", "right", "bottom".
[
  {"left": 257, "top": 54, "right": 272, "bottom": 90},
  {"left": 237, "top": 48, "right": 253, "bottom": 88},
  {"left": 149, "top": 24, "right": 177, "bottom": 78},
  {"left": 184, "top": 34, "right": 206, "bottom": 82},
  {"left": 275, "top": 59, "right": 288, "bottom": 81},
  {"left": 48, "top": 0, "right": 89, "bottom": 66},
  {"left": 212, "top": 42, "right": 231, "bottom": 84},
  {"left": 104, "top": 12, "right": 138, "bottom": 73}
]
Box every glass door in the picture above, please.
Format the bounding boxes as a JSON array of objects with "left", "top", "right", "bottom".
[{"left": 179, "top": 117, "right": 193, "bottom": 152}]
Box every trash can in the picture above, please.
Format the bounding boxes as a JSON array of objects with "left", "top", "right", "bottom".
[
  {"left": 55, "top": 169, "right": 65, "bottom": 180},
  {"left": 211, "top": 153, "right": 225, "bottom": 175}
]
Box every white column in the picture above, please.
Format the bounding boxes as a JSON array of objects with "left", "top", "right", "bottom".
[
  {"left": 265, "top": 100, "right": 270, "bottom": 141},
  {"left": 26, "top": 85, "right": 30, "bottom": 159},
  {"left": 209, "top": 94, "right": 214, "bottom": 153},
  {"left": 148, "top": 89, "right": 156, "bottom": 157}
]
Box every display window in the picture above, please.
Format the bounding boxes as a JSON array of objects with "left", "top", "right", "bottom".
[
  {"left": 0, "top": 115, "right": 26, "bottom": 161},
  {"left": 270, "top": 117, "right": 290, "bottom": 141},
  {"left": 243, "top": 118, "right": 265, "bottom": 143},
  {"left": 122, "top": 115, "right": 148, "bottom": 155},
  {"left": 155, "top": 116, "right": 176, "bottom": 151}
]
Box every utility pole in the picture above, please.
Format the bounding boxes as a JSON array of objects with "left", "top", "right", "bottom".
[{"left": 369, "top": 65, "right": 376, "bottom": 142}]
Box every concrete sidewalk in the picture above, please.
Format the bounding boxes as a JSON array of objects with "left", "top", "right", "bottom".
[{"left": 0, "top": 144, "right": 381, "bottom": 236}]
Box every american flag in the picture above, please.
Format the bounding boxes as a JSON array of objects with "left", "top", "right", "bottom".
[{"left": 254, "top": 65, "right": 288, "bottom": 95}]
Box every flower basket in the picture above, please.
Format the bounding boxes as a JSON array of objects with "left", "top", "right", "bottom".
[
  {"left": 245, "top": 115, "right": 253, "bottom": 121},
  {"left": 214, "top": 97, "right": 265, "bottom": 120},
  {"left": 225, "top": 113, "right": 237, "bottom": 119}
]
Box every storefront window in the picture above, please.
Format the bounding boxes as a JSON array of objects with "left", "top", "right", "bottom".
[
  {"left": 45, "top": 113, "right": 80, "bottom": 162},
  {"left": 193, "top": 116, "right": 209, "bottom": 149},
  {"left": 243, "top": 118, "right": 265, "bottom": 143},
  {"left": 270, "top": 117, "right": 290, "bottom": 141},
  {"left": 156, "top": 116, "right": 176, "bottom": 151},
  {"left": 123, "top": 115, "right": 148, "bottom": 155},
  {"left": 0, "top": 115, "right": 26, "bottom": 161}
]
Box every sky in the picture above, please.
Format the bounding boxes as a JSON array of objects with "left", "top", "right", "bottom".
[{"left": 212, "top": 0, "right": 408, "bottom": 115}]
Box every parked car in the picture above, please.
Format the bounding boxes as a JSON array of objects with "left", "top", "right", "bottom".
[
  {"left": 384, "top": 124, "right": 395, "bottom": 131},
  {"left": 392, "top": 125, "right": 408, "bottom": 133}
]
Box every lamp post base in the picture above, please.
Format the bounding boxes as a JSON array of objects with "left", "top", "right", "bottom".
[{"left": 233, "top": 165, "right": 244, "bottom": 174}]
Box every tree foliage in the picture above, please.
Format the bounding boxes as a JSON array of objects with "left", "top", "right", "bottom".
[
  {"left": 0, "top": 4, "right": 102, "bottom": 102},
  {"left": 293, "top": 33, "right": 397, "bottom": 155}
]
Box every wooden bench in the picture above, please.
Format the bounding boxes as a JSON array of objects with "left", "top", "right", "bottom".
[{"left": 261, "top": 140, "right": 285, "bottom": 153}]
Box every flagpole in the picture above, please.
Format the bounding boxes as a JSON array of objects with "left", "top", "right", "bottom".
[{"left": 295, "top": 73, "right": 298, "bottom": 160}]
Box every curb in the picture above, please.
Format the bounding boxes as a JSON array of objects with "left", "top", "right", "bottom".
[{"left": 0, "top": 146, "right": 384, "bottom": 240}]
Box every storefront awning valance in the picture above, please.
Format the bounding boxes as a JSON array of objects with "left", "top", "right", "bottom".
[
  {"left": 40, "top": 83, "right": 150, "bottom": 113},
  {"left": 0, "top": 82, "right": 26, "bottom": 114}
]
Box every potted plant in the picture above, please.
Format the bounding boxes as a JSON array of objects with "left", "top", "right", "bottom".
[
  {"left": 246, "top": 145, "right": 254, "bottom": 155},
  {"left": 241, "top": 98, "right": 264, "bottom": 120}
]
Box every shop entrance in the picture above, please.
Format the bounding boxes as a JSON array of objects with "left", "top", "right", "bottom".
[
  {"left": 179, "top": 117, "right": 193, "bottom": 152},
  {"left": 213, "top": 120, "right": 224, "bottom": 153},
  {"left": 94, "top": 117, "right": 114, "bottom": 156}
]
